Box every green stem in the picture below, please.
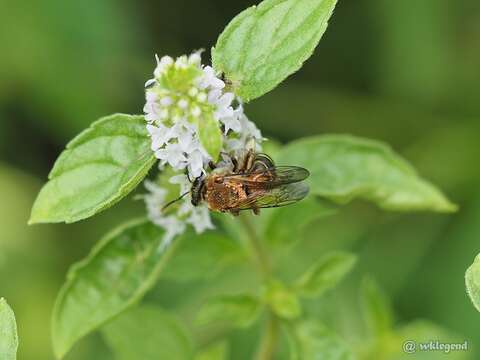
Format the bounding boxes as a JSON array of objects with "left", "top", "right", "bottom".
[
  {"left": 239, "top": 214, "right": 271, "bottom": 278},
  {"left": 255, "top": 312, "right": 279, "bottom": 360},
  {"left": 239, "top": 214, "right": 278, "bottom": 360}
]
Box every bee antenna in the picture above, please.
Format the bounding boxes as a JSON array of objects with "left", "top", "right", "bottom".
[{"left": 161, "top": 191, "right": 190, "bottom": 212}]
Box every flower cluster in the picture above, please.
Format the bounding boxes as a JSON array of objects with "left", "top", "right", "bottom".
[
  {"left": 143, "top": 176, "right": 213, "bottom": 247},
  {"left": 144, "top": 52, "right": 262, "bottom": 178},
  {"left": 142, "top": 52, "right": 263, "bottom": 246}
]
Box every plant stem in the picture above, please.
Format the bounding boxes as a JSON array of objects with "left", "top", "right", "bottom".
[
  {"left": 239, "top": 213, "right": 271, "bottom": 278},
  {"left": 239, "top": 213, "right": 278, "bottom": 360},
  {"left": 255, "top": 312, "right": 279, "bottom": 360}
]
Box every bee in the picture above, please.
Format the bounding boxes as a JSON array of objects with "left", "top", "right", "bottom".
[{"left": 190, "top": 149, "right": 310, "bottom": 216}]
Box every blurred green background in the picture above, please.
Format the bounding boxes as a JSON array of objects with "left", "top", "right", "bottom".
[{"left": 1, "top": 0, "right": 479, "bottom": 359}]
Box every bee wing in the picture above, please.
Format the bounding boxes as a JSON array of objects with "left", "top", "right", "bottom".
[
  {"left": 235, "top": 181, "right": 310, "bottom": 210},
  {"left": 225, "top": 166, "right": 310, "bottom": 186}
]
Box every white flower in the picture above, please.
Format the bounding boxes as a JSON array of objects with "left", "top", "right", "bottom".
[
  {"left": 147, "top": 124, "right": 173, "bottom": 151},
  {"left": 198, "top": 66, "right": 225, "bottom": 90},
  {"left": 187, "top": 149, "right": 206, "bottom": 178},
  {"left": 223, "top": 106, "right": 263, "bottom": 154},
  {"left": 154, "top": 55, "right": 174, "bottom": 78},
  {"left": 188, "top": 52, "right": 202, "bottom": 65},
  {"left": 144, "top": 180, "right": 186, "bottom": 247},
  {"left": 212, "top": 92, "right": 235, "bottom": 120},
  {"left": 142, "top": 51, "right": 264, "bottom": 247},
  {"left": 155, "top": 143, "right": 187, "bottom": 169},
  {"left": 187, "top": 205, "right": 214, "bottom": 233},
  {"left": 178, "top": 99, "right": 189, "bottom": 109},
  {"left": 160, "top": 96, "right": 173, "bottom": 107},
  {"left": 156, "top": 215, "right": 186, "bottom": 249},
  {"left": 143, "top": 178, "right": 213, "bottom": 249},
  {"left": 144, "top": 53, "right": 229, "bottom": 179},
  {"left": 243, "top": 116, "right": 262, "bottom": 142},
  {"left": 144, "top": 92, "right": 160, "bottom": 123},
  {"left": 221, "top": 106, "right": 243, "bottom": 134},
  {"left": 177, "top": 130, "right": 195, "bottom": 153}
]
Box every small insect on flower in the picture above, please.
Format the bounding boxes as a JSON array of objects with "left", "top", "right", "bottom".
[
  {"left": 188, "top": 148, "right": 310, "bottom": 216},
  {"left": 142, "top": 51, "right": 266, "bottom": 246}
]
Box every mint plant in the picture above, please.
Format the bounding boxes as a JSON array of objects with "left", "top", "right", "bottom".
[
  {"left": 28, "top": 0, "right": 457, "bottom": 358},
  {"left": 358, "top": 278, "right": 468, "bottom": 360},
  {"left": 466, "top": 254, "right": 480, "bottom": 313},
  {"left": 0, "top": 298, "right": 18, "bottom": 360}
]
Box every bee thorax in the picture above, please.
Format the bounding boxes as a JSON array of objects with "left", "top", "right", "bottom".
[{"left": 205, "top": 178, "right": 247, "bottom": 212}]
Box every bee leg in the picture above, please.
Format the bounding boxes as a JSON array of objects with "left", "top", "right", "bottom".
[
  {"left": 230, "top": 209, "right": 240, "bottom": 217},
  {"left": 252, "top": 207, "right": 261, "bottom": 216},
  {"left": 244, "top": 150, "right": 256, "bottom": 174},
  {"left": 231, "top": 156, "right": 238, "bottom": 172},
  {"left": 208, "top": 161, "right": 217, "bottom": 170}
]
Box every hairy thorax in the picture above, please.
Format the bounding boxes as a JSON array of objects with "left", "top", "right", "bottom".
[{"left": 205, "top": 175, "right": 248, "bottom": 212}]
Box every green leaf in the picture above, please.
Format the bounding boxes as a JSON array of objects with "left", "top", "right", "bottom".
[
  {"left": 29, "top": 114, "right": 156, "bottom": 224},
  {"left": 102, "top": 305, "right": 193, "bottom": 360},
  {"left": 263, "top": 197, "right": 336, "bottom": 248},
  {"left": 361, "top": 277, "right": 394, "bottom": 338},
  {"left": 163, "top": 231, "right": 244, "bottom": 282},
  {"left": 278, "top": 135, "right": 457, "bottom": 212},
  {"left": 263, "top": 280, "right": 301, "bottom": 320},
  {"left": 0, "top": 298, "right": 18, "bottom": 360},
  {"left": 196, "top": 294, "right": 262, "bottom": 328},
  {"left": 195, "top": 341, "right": 229, "bottom": 360},
  {"left": 51, "top": 219, "right": 176, "bottom": 359},
  {"left": 197, "top": 113, "right": 223, "bottom": 161},
  {"left": 286, "top": 320, "right": 354, "bottom": 360},
  {"left": 465, "top": 253, "right": 480, "bottom": 312},
  {"left": 294, "top": 252, "right": 356, "bottom": 298},
  {"left": 212, "top": 0, "right": 338, "bottom": 102}
]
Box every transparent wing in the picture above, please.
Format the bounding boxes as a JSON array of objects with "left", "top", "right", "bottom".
[
  {"left": 224, "top": 166, "right": 310, "bottom": 187},
  {"left": 235, "top": 181, "right": 309, "bottom": 210}
]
